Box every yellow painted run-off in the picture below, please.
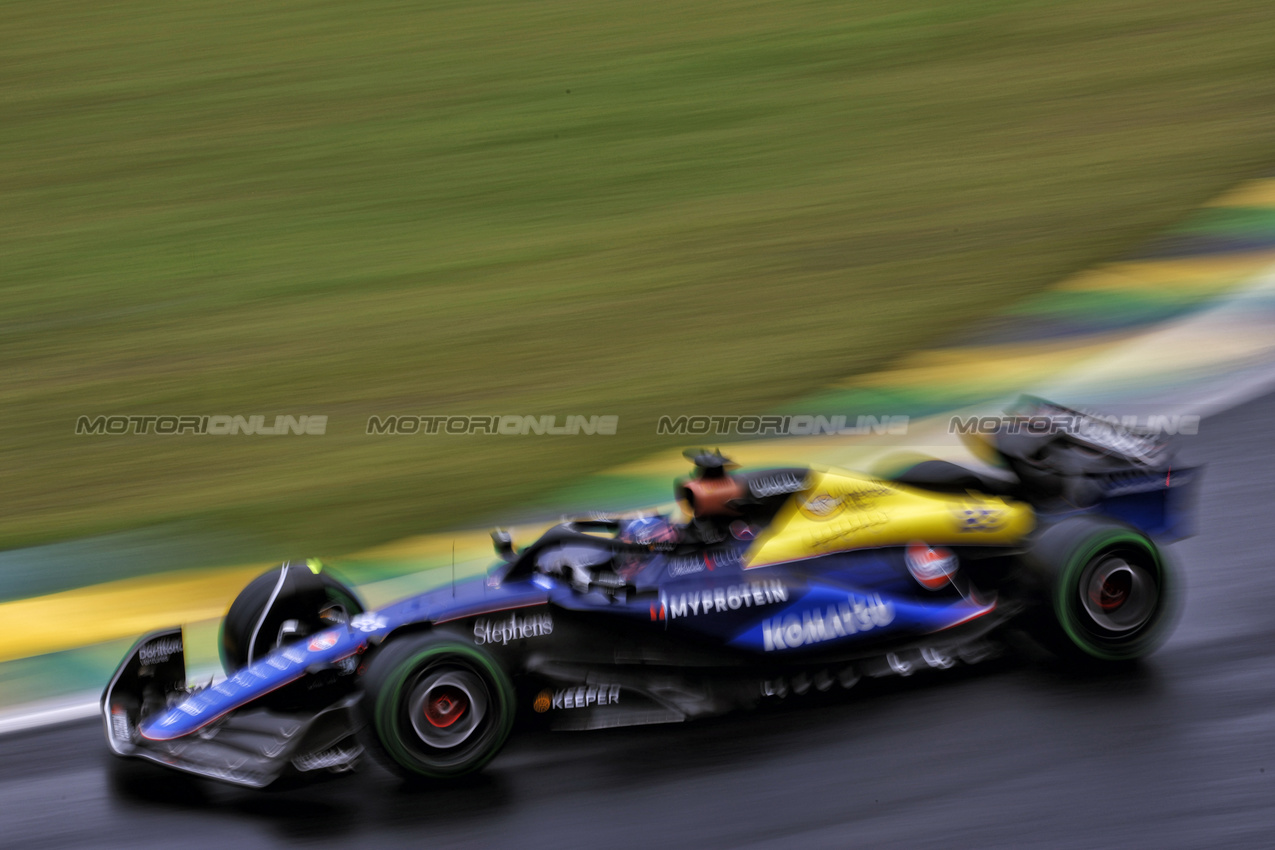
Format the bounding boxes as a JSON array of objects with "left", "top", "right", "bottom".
[
  {"left": 0, "top": 565, "right": 266, "bottom": 664},
  {"left": 0, "top": 527, "right": 508, "bottom": 664}
]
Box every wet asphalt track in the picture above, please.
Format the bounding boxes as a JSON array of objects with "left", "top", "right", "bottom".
[{"left": 5, "top": 391, "right": 1275, "bottom": 850}]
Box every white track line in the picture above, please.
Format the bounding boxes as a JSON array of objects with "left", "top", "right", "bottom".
[
  {"left": 0, "top": 695, "right": 98, "bottom": 735},
  {"left": 0, "top": 663, "right": 225, "bottom": 736}
]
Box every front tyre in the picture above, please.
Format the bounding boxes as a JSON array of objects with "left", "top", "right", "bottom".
[
  {"left": 1028, "top": 516, "right": 1175, "bottom": 663},
  {"left": 360, "top": 635, "right": 515, "bottom": 780},
  {"left": 220, "top": 560, "right": 364, "bottom": 673}
]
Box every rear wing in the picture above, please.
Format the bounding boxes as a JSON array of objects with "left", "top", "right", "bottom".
[
  {"left": 1003, "top": 397, "right": 1170, "bottom": 467},
  {"left": 957, "top": 397, "right": 1202, "bottom": 541},
  {"left": 1095, "top": 464, "right": 1202, "bottom": 542}
]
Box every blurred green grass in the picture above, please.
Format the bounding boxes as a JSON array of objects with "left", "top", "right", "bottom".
[{"left": 2, "top": 0, "right": 1274, "bottom": 558}]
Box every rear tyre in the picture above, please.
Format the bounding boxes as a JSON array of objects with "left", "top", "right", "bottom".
[
  {"left": 1028, "top": 516, "right": 1175, "bottom": 663},
  {"left": 360, "top": 635, "right": 515, "bottom": 780},
  {"left": 220, "top": 561, "right": 364, "bottom": 673}
]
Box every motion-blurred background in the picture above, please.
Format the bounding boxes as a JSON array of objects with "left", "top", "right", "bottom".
[
  {"left": 8, "top": 4, "right": 1275, "bottom": 847},
  {"left": 5, "top": 0, "right": 1275, "bottom": 567}
]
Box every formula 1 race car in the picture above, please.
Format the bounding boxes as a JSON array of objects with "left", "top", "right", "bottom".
[{"left": 102, "top": 398, "right": 1199, "bottom": 788}]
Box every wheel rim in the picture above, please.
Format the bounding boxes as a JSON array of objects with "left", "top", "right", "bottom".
[
  {"left": 1078, "top": 554, "right": 1158, "bottom": 633},
  {"left": 406, "top": 667, "right": 489, "bottom": 750}
]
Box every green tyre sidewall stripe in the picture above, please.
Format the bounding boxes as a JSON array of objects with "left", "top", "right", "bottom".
[
  {"left": 1053, "top": 527, "right": 1169, "bottom": 662},
  {"left": 372, "top": 640, "right": 515, "bottom": 779}
]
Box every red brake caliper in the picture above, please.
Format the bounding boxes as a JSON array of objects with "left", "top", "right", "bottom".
[
  {"left": 424, "top": 688, "right": 468, "bottom": 728},
  {"left": 1092, "top": 572, "right": 1131, "bottom": 611}
]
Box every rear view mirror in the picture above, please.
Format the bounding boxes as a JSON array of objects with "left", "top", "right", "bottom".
[{"left": 492, "top": 529, "right": 516, "bottom": 561}]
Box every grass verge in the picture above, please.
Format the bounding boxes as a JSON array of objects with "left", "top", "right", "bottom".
[{"left": 3, "top": 0, "right": 1274, "bottom": 556}]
